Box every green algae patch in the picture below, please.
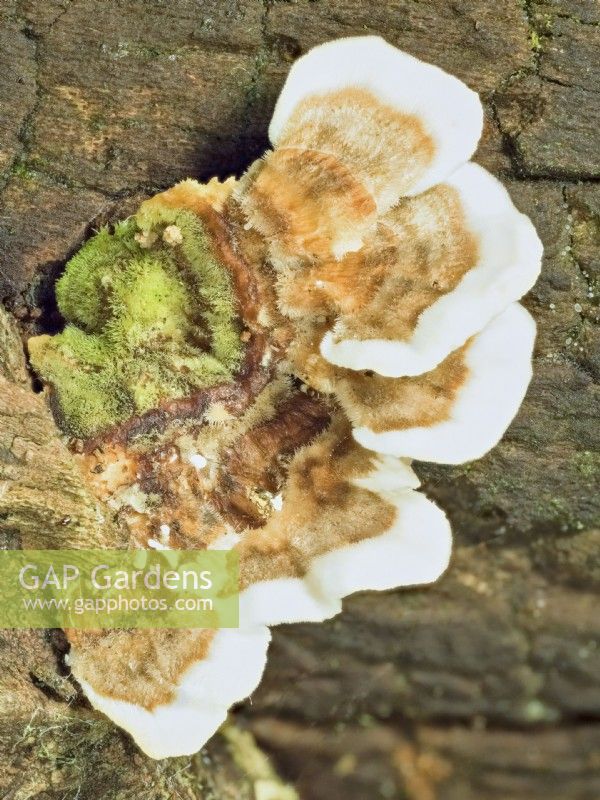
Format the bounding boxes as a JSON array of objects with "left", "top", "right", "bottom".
[{"left": 29, "top": 208, "right": 243, "bottom": 439}]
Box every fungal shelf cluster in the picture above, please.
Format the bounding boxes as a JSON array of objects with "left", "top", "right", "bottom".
[{"left": 28, "top": 37, "right": 542, "bottom": 758}]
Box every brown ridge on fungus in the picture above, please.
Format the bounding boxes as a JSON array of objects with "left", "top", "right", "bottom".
[
  {"left": 276, "top": 182, "right": 479, "bottom": 342},
  {"left": 80, "top": 333, "right": 273, "bottom": 453},
  {"left": 332, "top": 343, "right": 471, "bottom": 433},
  {"left": 77, "top": 383, "right": 332, "bottom": 549},
  {"left": 237, "top": 147, "right": 377, "bottom": 263},
  {"left": 277, "top": 87, "right": 436, "bottom": 206},
  {"left": 211, "top": 389, "right": 331, "bottom": 530},
  {"left": 238, "top": 415, "right": 397, "bottom": 588},
  {"left": 139, "top": 176, "right": 236, "bottom": 217},
  {"left": 67, "top": 628, "right": 215, "bottom": 710},
  {"left": 283, "top": 322, "right": 471, "bottom": 433},
  {"left": 141, "top": 182, "right": 267, "bottom": 328}
]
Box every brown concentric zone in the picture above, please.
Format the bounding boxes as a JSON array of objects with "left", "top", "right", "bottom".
[
  {"left": 238, "top": 415, "right": 397, "bottom": 589},
  {"left": 70, "top": 190, "right": 332, "bottom": 551},
  {"left": 67, "top": 627, "right": 214, "bottom": 710},
  {"left": 238, "top": 146, "right": 377, "bottom": 262},
  {"left": 283, "top": 318, "right": 472, "bottom": 436},
  {"left": 276, "top": 86, "right": 436, "bottom": 202},
  {"left": 275, "top": 182, "right": 479, "bottom": 343}
]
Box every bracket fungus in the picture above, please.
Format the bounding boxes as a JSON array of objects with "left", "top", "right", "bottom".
[{"left": 28, "top": 36, "right": 542, "bottom": 758}]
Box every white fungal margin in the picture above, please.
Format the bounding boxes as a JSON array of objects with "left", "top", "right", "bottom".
[
  {"left": 321, "top": 163, "right": 543, "bottom": 378},
  {"left": 307, "top": 488, "right": 452, "bottom": 599},
  {"left": 239, "top": 579, "right": 343, "bottom": 626},
  {"left": 269, "top": 35, "right": 484, "bottom": 203},
  {"left": 72, "top": 626, "right": 271, "bottom": 760},
  {"left": 238, "top": 460, "right": 445, "bottom": 628},
  {"left": 353, "top": 303, "right": 536, "bottom": 464}
]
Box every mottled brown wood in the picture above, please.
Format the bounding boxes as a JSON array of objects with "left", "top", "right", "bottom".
[{"left": 0, "top": 306, "right": 125, "bottom": 550}]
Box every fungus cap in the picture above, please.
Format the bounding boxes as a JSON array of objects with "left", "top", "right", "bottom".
[{"left": 29, "top": 36, "right": 541, "bottom": 760}]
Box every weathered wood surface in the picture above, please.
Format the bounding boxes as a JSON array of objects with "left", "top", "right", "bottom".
[{"left": 0, "top": 1, "right": 599, "bottom": 798}]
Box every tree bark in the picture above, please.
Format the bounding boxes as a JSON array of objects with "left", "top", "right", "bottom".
[{"left": 0, "top": 1, "right": 599, "bottom": 798}]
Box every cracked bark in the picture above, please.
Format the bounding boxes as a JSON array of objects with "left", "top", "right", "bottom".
[{"left": 0, "top": 1, "right": 598, "bottom": 798}]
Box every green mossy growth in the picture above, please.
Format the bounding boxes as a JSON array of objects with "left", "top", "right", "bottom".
[{"left": 29, "top": 208, "right": 243, "bottom": 438}]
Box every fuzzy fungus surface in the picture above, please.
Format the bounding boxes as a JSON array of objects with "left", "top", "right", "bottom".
[
  {"left": 29, "top": 196, "right": 243, "bottom": 438},
  {"left": 27, "top": 37, "right": 542, "bottom": 759}
]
